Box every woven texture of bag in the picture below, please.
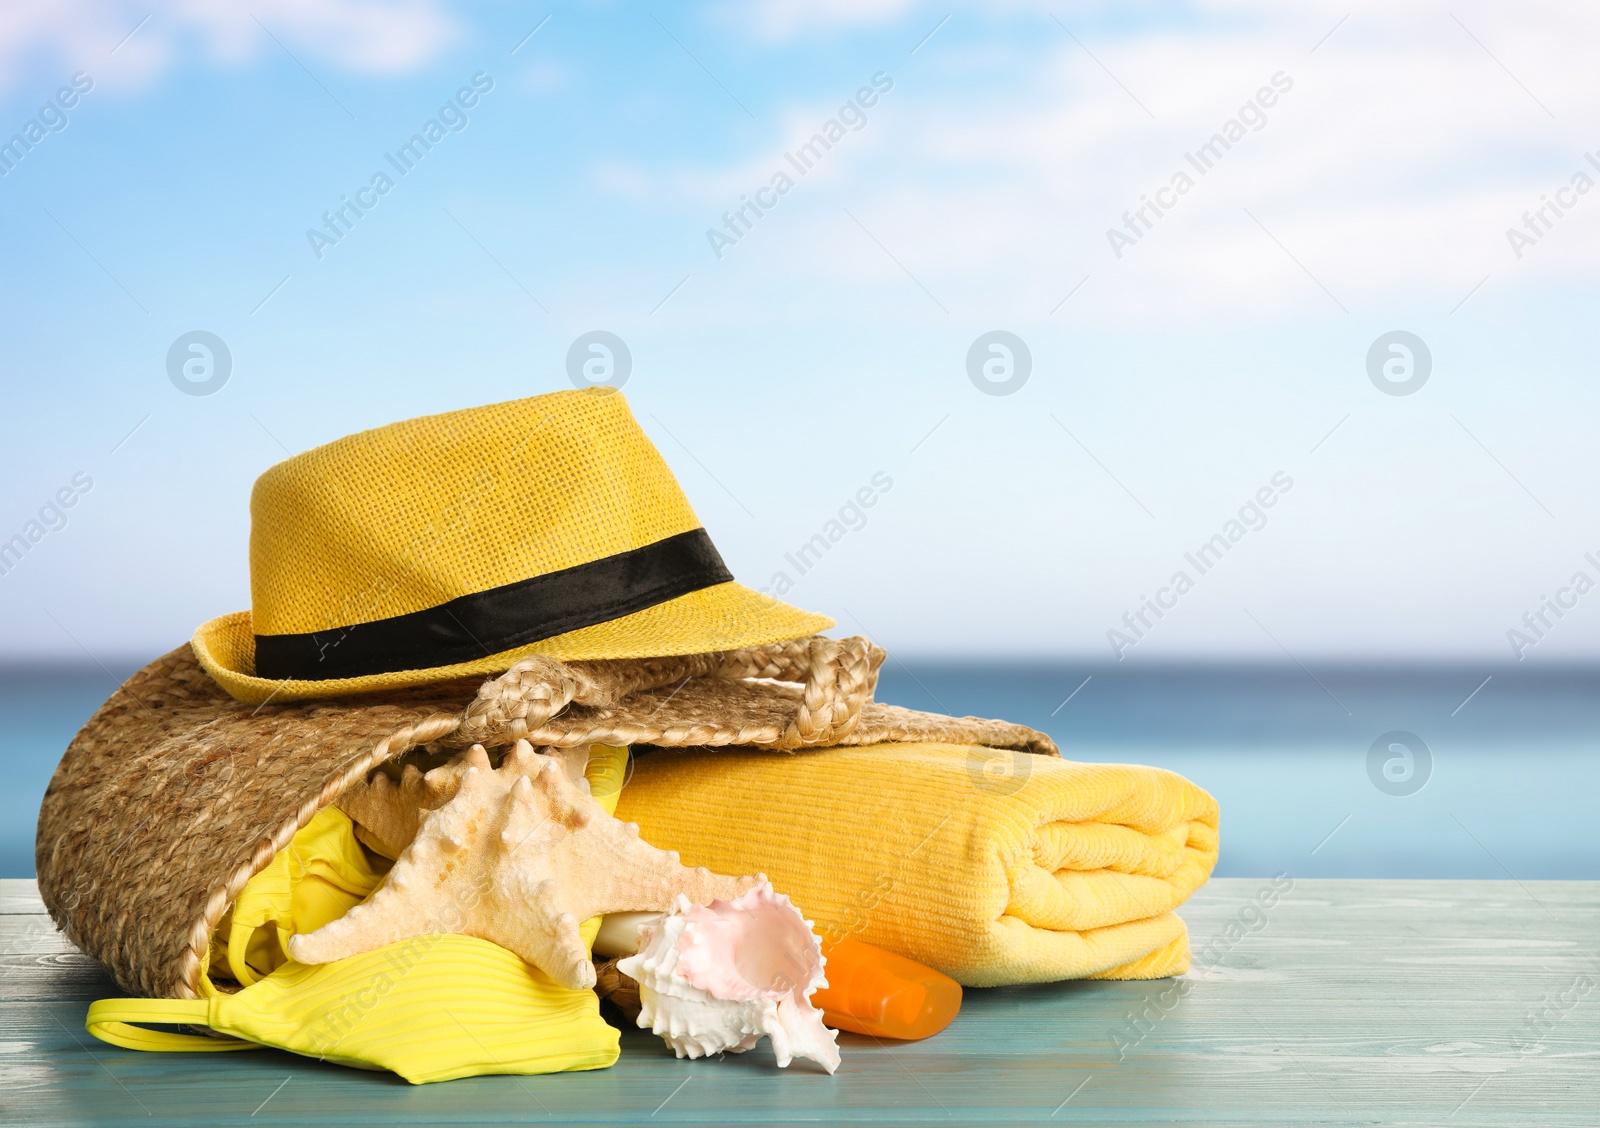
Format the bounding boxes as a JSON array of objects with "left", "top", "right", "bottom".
[{"left": 35, "top": 635, "right": 1055, "bottom": 999}]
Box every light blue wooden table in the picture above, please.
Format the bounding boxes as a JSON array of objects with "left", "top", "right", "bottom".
[{"left": 4, "top": 878, "right": 1596, "bottom": 1126}]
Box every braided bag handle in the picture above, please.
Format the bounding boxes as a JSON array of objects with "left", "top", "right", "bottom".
[
  {"left": 445, "top": 635, "right": 884, "bottom": 750},
  {"left": 754, "top": 635, "right": 882, "bottom": 745},
  {"left": 448, "top": 656, "right": 601, "bottom": 748}
]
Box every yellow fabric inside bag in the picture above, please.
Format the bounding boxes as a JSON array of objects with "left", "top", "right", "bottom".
[
  {"left": 87, "top": 746, "right": 630, "bottom": 1083},
  {"left": 210, "top": 805, "right": 390, "bottom": 988}
]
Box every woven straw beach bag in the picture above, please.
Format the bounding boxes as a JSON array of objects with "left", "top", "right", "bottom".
[{"left": 36, "top": 634, "right": 1056, "bottom": 999}]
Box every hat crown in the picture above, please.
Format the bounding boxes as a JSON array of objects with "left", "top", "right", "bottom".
[{"left": 249, "top": 388, "right": 702, "bottom": 637}]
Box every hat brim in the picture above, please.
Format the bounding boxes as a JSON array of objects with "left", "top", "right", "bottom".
[{"left": 194, "top": 582, "right": 834, "bottom": 705}]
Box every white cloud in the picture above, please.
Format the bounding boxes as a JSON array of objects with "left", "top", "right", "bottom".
[
  {"left": 0, "top": 0, "right": 460, "bottom": 95},
  {"left": 660, "top": 0, "right": 1600, "bottom": 325}
]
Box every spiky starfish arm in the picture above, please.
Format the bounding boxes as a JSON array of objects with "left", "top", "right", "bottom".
[
  {"left": 334, "top": 743, "right": 492, "bottom": 856},
  {"left": 334, "top": 740, "right": 586, "bottom": 857},
  {"left": 290, "top": 751, "right": 760, "bottom": 989}
]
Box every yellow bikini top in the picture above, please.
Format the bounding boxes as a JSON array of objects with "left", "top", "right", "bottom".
[{"left": 86, "top": 747, "right": 630, "bottom": 1084}]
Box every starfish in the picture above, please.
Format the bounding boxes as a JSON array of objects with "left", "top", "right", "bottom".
[
  {"left": 335, "top": 740, "right": 589, "bottom": 857},
  {"left": 290, "top": 749, "right": 761, "bottom": 990}
]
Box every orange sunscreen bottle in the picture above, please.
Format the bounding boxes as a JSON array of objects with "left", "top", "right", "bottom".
[{"left": 812, "top": 937, "right": 962, "bottom": 1040}]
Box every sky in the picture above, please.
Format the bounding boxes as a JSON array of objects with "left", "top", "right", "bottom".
[{"left": 2, "top": 0, "right": 1599, "bottom": 667}]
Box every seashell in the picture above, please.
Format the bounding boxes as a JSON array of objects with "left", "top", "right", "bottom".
[
  {"left": 290, "top": 746, "right": 761, "bottom": 990},
  {"left": 335, "top": 739, "right": 570, "bottom": 857},
  {"left": 618, "top": 882, "right": 840, "bottom": 1073}
]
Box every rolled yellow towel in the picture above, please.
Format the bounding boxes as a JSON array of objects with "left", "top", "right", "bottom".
[{"left": 615, "top": 743, "right": 1219, "bottom": 987}]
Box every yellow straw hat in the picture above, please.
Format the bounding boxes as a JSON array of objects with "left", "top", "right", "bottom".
[{"left": 192, "top": 388, "right": 832, "bottom": 703}]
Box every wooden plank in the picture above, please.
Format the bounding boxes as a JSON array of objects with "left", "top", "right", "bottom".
[
  {"left": 0, "top": 878, "right": 45, "bottom": 914},
  {"left": 2, "top": 878, "right": 1597, "bottom": 1126}
]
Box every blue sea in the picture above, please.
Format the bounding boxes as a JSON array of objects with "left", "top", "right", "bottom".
[{"left": 5, "top": 659, "right": 1596, "bottom": 880}]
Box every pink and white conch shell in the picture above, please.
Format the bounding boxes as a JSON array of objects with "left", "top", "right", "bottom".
[{"left": 617, "top": 882, "right": 840, "bottom": 1073}]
